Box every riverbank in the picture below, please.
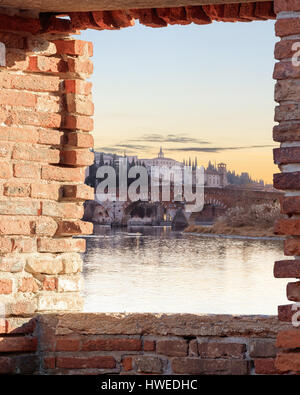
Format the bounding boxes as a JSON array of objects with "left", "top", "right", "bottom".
[{"left": 184, "top": 224, "right": 282, "bottom": 239}]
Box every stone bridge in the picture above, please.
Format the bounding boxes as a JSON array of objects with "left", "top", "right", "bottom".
[{"left": 84, "top": 186, "right": 282, "bottom": 225}]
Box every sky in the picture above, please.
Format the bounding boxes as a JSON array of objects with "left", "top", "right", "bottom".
[{"left": 80, "top": 19, "right": 278, "bottom": 184}]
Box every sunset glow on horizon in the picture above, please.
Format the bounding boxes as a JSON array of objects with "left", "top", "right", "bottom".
[{"left": 80, "top": 19, "right": 278, "bottom": 184}]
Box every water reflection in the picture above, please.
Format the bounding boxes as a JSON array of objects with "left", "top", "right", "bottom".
[{"left": 82, "top": 227, "right": 287, "bottom": 315}]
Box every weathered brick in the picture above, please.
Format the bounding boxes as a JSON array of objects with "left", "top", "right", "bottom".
[
  {"left": 0, "top": 200, "right": 39, "bottom": 216},
  {"left": 274, "top": 260, "right": 300, "bottom": 278},
  {"left": 0, "top": 161, "right": 11, "bottom": 179},
  {"left": 41, "top": 165, "right": 85, "bottom": 182},
  {"left": 274, "top": 147, "right": 300, "bottom": 165},
  {"left": 274, "top": 218, "right": 300, "bottom": 235},
  {"left": 64, "top": 79, "right": 92, "bottom": 95},
  {"left": 66, "top": 132, "right": 94, "bottom": 148},
  {"left": 275, "top": 0, "right": 300, "bottom": 13},
  {"left": 276, "top": 352, "right": 300, "bottom": 372},
  {"left": 274, "top": 61, "right": 300, "bottom": 80},
  {"left": 0, "top": 217, "right": 31, "bottom": 235},
  {"left": 5, "top": 300, "right": 37, "bottom": 316},
  {"left": 278, "top": 303, "right": 298, "bottom": 322},
  {"left": 285, "top": 237, "right": 300, "bottom": 255},
  {"left": 42, "top": 277, "right": 58, "bottom": 291},
  {"left": 18, "top": 277, "right": 39, "bottom": 293},
  {"left": 0, "top": 336, "right": 37, "bottom": 352},
  {"left": 53, "top": 40, "right": 93, "bottom": 56},
  {"left": 0, "top": 278, "right": 12, "bottom": 294},
  {"left": 0, "top": 357, "right": 15, "bottom": 374},
  {"left": 13, "top": 163, "right": 40, "bottom": 179},
  {"left": 287, "top": 281, "right": 300, "bottom": 301},
  {"left": 27, "top": 37, "right": 56, "bottom": 56},
  {"left": 274, "top": 172, "right": 300, "bottom": 190},
  {"left": 56, "top": 356, "right": 115, "bottom": 369},
  {"left": 0, "top": 126, "right": 38, "bottom": 143},
  {"left": 57, "top": 276, "right": 81, "bottom": 292},
  {"left": 66, "top": 94, "right": 94, "bottom": 116},
  {"left": 12, "top": 144, "right": 60, "bottom": 163},
  {"left": 37, "top": 293, "right": 83, "bottom": 311},
  {"left": 275, "top": 104, "right": 300, "bottom": 122},
  {"left": 4, "top": 182, "right": 31, "bottom": 197},
  {"left": 28, "top": 56, "right": 68, "bottom": 74},
  {"left": 26, "top": 256, "right": 63, "bottom": 275},
  {"left": 56, "top": 220, "right": 93, "bottom": 236},
  {"left": 61, "top": 149, "right": 94, "bottom": 166},
  {"left": 281, "top": 196, "right": 300, "bottom": 214},
  {"left": 0, "top": 89, "right": 36, "bottom": 107},
  {"left": 249, "top": 339, "right": 277, "bottom": 358},
  {"left": 0, "top": 32, "right": 25, "bottom": 49},
  {"left": 67, "top": 58, "right": 93, "bottom": 75},
  {"left": 42, "top": 201, "right": 84, "bottom": 219},
  {"left": 37, "top": 238, "right": 86, "bottom": 253},
  {"left": 31, "top": 183, "right": 60, "bottom": 200},
  {"left": 198, "top": 342, "right": 246, "bottom": 359},
  {"left": 171, "top": 357, "right": 249, "bottom": 375},
  {"left": 275, "top": 40, "right": 300, "bottom": 61},
  {"left": 156, "top": 339, "right": 187, "bottom": 357},
  {"left": 275, "top": 18, "right": 300, "bottom": 37},
  {"left": 55, "top": 336, "right": 80, "bottom": 351},
  {"left": 61, "top": 184, "right": 94, "bottom": 201},
  {"left": 38, "top": 129, "right": 63, "bottom": 145},
  {"left": 144, "top": 339, "right": 156, "bottom": 352},
  {"left": 122, "top": 356, "right": 132, "bottom": 371},
  {"left": 0, "top": 73, "right": 59, "bottom": 92},
  {"left": 64, "top": 115, "right": 94, "bottom": 131},
  {"left": 33, "top": 217, "right": 58, "bottom": 237},
  {"left": 4, "top": 109, "right": 61, "bottom": 128},
  {"left": 277, "top": 330, "right": 300, "bottom": 348},
  {"left": 134, "top": 356, "right": 163, "bottom": 374},
  {"left": 254, "top": 358, "right": 278, "bottom": 374},
  {"left": 82, "top": 337, "right": 142, "bottom": 351}
]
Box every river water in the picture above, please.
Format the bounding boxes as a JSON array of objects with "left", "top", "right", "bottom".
[{"left": 82, "top": 227, "right": 287, "bottom": 315}]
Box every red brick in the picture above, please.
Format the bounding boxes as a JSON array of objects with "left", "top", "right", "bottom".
[
  {"left": 274, "top": 61, "right": 300, "bottom": 80},
  {"left": 122, "top": 356, "right": 132, "bottom": 371},
  {"left": 44, "top": 356, "right": 55, "bottom": 369},
  {"left": 278, "top": 303, "right": 298, "bottom": 322},
  {"left": 41, "top": 165, "right": 85, "bottom": 182},
  {"left": 61, "top": 184, "right": 94, "bottom": 201},
  {"left": 274, "top": 147, "right": 300, "bottom": 165},
  {"left": 12, "top": 144, "right": 60, "bottom": 163},
  {"left": 254, "top": 358, "right": 278, "bottom": 374},
  {"left": 42, "top": 201, "right": 83, "bottom": 219},
  {"left": 0, "top": 89, "right": 36, "bottom": 107},
  {"left": 276, "top": 18, "right": 300, "bottom": 37},
  {"left": 82, "top": 337, "right": 142, "bottom": 351},
  {"left": 287, "top": 281, "right": 300, "bottom": 301},
  {"left": 56, "top": 336, "right": 80, "bottom": 351},
  {"left": 56, "top": 356, "right": 116, "bottom": 369},
  {"left": 276, "top": 352, "right": 300, "bottom": 372},
  {"left": 0, "top": 32, "right": 25, "bottom": 49},
  {"left": 61, "top": 150, "right": 94, "bottom": 166},
  {"left": 42, "top": 277, "right": 57, "bottom": 291},
  {"left": 0, "top": 217, "right": 31, "bottom": 235},
  {"left": 274, "top": 172, "right": 300, "bottom": 190},
  {"left": 156, "top": 339, "right": 188, "bottom": 357},
  {"left": 14, "top": 163, "right": 40, "bottom": 179},
  {"left": 171, "top": 357, "right": 249, "bottom": 375},
  {"left": 281, "top": 196, "right": 300, "bottom": 214},
  {"left": 277, "top": 330, "right": 300, "bottom": 348},
  {"left": 37, "top": 238, "right": 86, "bottom": 253},
  {"left": 275, "top": 103, "right": 300, "bottom": 122},
  {"left": 249, "top": 339, "right": 276, "bottom": 358},
  {"left": 18, "top": 277, "right": 39, "bottom": 293},
  {"left": 31, "top": 183, "right": 60, "bottom": 200},
  {"left": 64, "top": 115, "right": 94, "bottom": 131},
  {"left": 12, "top": 237, "right": 36, "bottom": 253},
  {"left": 198, "top": 342, "right": 246, "bottom": 359},
  {"left": 273, "top": 122, "right": 300, "bottom": 142},
  {"left": 38, "top": 129, "right": 63, "bottom": 146},
  {"left": 0, "top": 73, "right": 59, "bottom": 92},
  {"left": 66, "top": 132, "right": 94, "bottom": 148},
  {"left": 4, "top": 182, "right": 30, "bottom": 197},
  {"left": 65, "top": 80, "right": 92, "bottom": 95},
  {"left": 0, "top": 13, "right": 40, "bottom": 34},
  {"left": 0, "top": 278, "right": 12, "bottom": 294},
  {"left": 274, "top": 260, "right": 300, "bottom": 278},
  {"left": 275, "top": 39, "right": 300, "bottom": 60},
  {"left": 274, "top": 219, "right": 300, "bottom": 235},
  {"left": 66, "top": 94, "right": 94, "bottom": 116},
  {"left": 6, "top": 300, "right": 37, "bottom": 316},
  {"left": 67, "top": 58, "right": 93, "bottom": 75},
  {"left": 28, "top": 56, "right": 68, "bottom": 73},
  {"left": 56, "top": 220, "right": 93, "bottom": 236},
  {"left": 144, "top": 340, "right": 155, "bottom": 351},
  {"left": 0, "top": 336, "right": 37, "bottom": 352},
  {"left": 285, "top": 237, "right": 300, "bottom": 255},
  {"left": 0, "top": 126, "right": 38, "bottom": 143},
  {"left": 4, "top": 110, "right": 61, "bottom": 129},
  {"left": 53, "top": 40, "right": 92, "bottom": 56},
  {"left": 0, "top": 237, "right": 13, "bottom": 253},
  {"left": 274, "top": 0, "right": 300, "bottom": 13}
]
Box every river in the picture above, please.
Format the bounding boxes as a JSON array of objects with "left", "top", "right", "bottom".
[{"left": 82, "top": 227, "right": 287, "bottom": 315}]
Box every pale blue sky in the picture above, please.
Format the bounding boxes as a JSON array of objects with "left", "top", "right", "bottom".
[{"left": 80, "top": 19, "right": 277, "bottom": 182}]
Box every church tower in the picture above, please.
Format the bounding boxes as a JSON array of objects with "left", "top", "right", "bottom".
[{"left": 158, "top": 146, "right": 164, "bottom": 158}]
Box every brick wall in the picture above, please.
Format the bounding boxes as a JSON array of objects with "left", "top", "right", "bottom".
[
  {"left": 273, "top": 0, "right": 300, "bottom": 374},
  {"left": 0, "top": 313, "right": 293, "bottom": 374},
  {"left": 0, "top": 9, "right": 94, "bottom": 322}
]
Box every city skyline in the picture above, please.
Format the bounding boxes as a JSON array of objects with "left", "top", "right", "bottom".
[{"left": 80, "top": 18, "right": 278, "bottom": 184}]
